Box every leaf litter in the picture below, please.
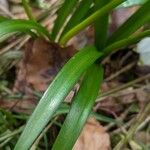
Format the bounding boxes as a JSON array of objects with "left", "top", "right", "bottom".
[{"left": 0, "top": 2, "right": 150, "bottom": 149}]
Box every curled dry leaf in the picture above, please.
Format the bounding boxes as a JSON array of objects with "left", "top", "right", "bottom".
[
  {"left": 73, "top": 118, "right": 111, "bottom": 150},
  {"left": 14, "top": 38, "right": 76, "bottom": 93}
]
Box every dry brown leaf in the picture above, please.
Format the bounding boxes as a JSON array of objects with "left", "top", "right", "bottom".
[
  {"left": 73, "top": 118, "right": 111, "bottom": 150},
  {"left": 96, "top": 82, "right": 123, "bottom": 114},
  {"left": 110, "top": 6, "right": 140, "bottom": 34},
  {"left": 14, "top": 38, "right": 76, "bottom": 93}
]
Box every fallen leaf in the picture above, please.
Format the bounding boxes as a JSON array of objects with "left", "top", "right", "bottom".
[
  {"left": 14, "top": 38, "right": 76, "bottom": 93},
  {"left": 73, "top": 118, "right": 111, "bottom": 150},
  {"left": 110, "top": 6, "right": 140, "bottom": 35}
]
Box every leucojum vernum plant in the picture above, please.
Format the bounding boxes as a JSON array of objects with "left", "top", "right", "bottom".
[{"left": 0, "top": 0, "right": 149, "bottom": 149}]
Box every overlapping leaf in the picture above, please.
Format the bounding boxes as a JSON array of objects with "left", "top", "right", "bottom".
[
  {"left": 0, "top": 19, "right": 51, "bottom": 40},
  {"left": 14, "top": 46, "right": 102, "bottom": 150},
  {"left": 108, "top": 0, "right": 150, "bottom": 44},
  {"left": 52, "top": 64, "right": 103, "bottom": 150}
]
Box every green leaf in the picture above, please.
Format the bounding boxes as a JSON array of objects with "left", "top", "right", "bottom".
[
  {"left": 0, "top": 16, "right": 9, "bottom": 22},
  {"left": 91, "top": 112, "right": 119, "bottom": 124},
  {"left": 0, "top": 19, "right": 51, "bottom": 40},
  {"left": 94, "top": 0, "right": 110, "bottom": 50},
  {"left": 108, "top": 0, "right": 150, "bottom": 44},
  {"left": 104, "top": 29, "right": 150, "bottom": 56},
  {"left": 51, "top": 0, "right": 78, "bottom": 40},
  {"left": 52, "top": 64, "right": 103, "bottom": 150},
  {"left": 59, "top": 0, "right": 93, "bottom": 40},
  {"left": 60, "top": 0, "right": 125, "bottom": 46},
  {"left": 54, "top": 104, "right": 118, "bottom": 124},
  {"left": 15, "top": 46, "right": 102, "bottom": 150},
  {"left": 22, "top": 0, "right": 36, "bottom": 22}
]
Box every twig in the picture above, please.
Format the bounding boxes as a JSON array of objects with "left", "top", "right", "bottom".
[
  {"left": 0, "top": 5, "right": 15, "bottom": 18},
  {"left": 105, "top": 107, "right": 130, "bottom": 131},
  {"left": 113, "top": 103, "right": 150, "bottom": 150},
  {"left": 111, "top": 117, "right": 135, "bottom": 135},
  {"left": 0, "top": 137, "right": 12, "bottom": 148},
  {"left": 0, "top": 37, "right": 25, "bottom": 56},
  {"left": 105, "top": 62, "right": 136, "bottom": 82},
  {"left": 137, "top": 116, "right": 150, "bottom": 131},
  {"left": 97, "top": 73, "right": 150, "bottom": 102},
  {"left": 97, "top": 84, "right": 150, "bottom": 102},
  {"left": 0, "top": 126, "right": 24, "bottom": 142}
]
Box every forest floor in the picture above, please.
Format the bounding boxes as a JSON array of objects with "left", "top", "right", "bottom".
[{"left": 0, "top": 0, "right": 150, "bottom": 149}]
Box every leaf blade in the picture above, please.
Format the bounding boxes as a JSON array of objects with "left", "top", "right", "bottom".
[
  {"left": 15, "top": 46, "right": 102, "bottom": 150},
  {"left": 51, "top": 0, "right": 78, "bottom": 40},
  {"left": 94, "top": 0, "right": 110, "bottom": 50},
  {"left": 52, "top": 64, "right": 103, "bottom": 150},
  {"left": 60, "top": 0, "right": 125, "bottom": 46},
  {"left": 0, "top": 19, "right": 51, "bottom": 40},
  {"left": 59, "top": 0, "right": 93, "bottom": 40},
  {"left": 108, "top": 0, "right": 150, "bottom": 44}
]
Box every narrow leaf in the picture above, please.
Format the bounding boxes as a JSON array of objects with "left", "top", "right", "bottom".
[
  {"left": 60, "top": 0, "right": 125, "bottom": 46},
  {"left": 104, "top": 29, "right": 150, "bottom": 56},
  {"left": 51, "top": 0, "right": 78, "bottom": 40},
  {"left": 54, "top": 104, "right": 118, "bottom": 124},
  {"left": 94, "top": 0, "right": 110, "bottom": 50},
  {"left": 108, "top": 0, "right": 150, "bottom": 44},
  {"left": 15, "top": 46, "right": 102, "bottom": 150},
  {"left": 60, "top": 0, "right": 92, "bottom": 40},
  {"left": 52, "top": 64, "right": 103, "bottom": 150},
  {"left": 0, "top": 19, "right": 51, "bottom": 40},
  {"left": 22, "top": 0, "right": 36, "bottom": 22}
]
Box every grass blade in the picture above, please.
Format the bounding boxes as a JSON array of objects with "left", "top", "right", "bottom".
[
  {"left": 59, "top": 0, "right": 125, "bottom": 46},
  {"left": 94, "top": 0, "right": 110, "bottom": 50},
  {"left": 15, "top": 46, "right": 102, "bottom": 150},
  {"left": 0, "top": 19, "right": 51, "bottom": 40},
  {"left": 59, "top": 0, "right": 93, "bottom": 40},
  {"left": 53, "top": 103, "right": 118, "bottom": 124},
  {"left": 91, "top": 112, "right": 118, "bottom": 124},
  {"left": 104, "top": 29, "right": 150, "bottom": 56},
  {"left": 108, "top": 0, "right": 150, "bottom": 44},
  {"left": 52, "top": 64, "right": 103, "bottom": 150},
  {"left": 22, "top": 0, "right": 36, "bottom": 22},
  {"left": 51, "top": 0, "right": 78, "bottom": 40}
]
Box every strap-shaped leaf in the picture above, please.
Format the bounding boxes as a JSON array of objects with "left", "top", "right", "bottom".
[
  {"left": 108, "top": 0, "right": 150, "bottom": 44},
  {"left": 51, "top": 0, "right": 78, "bottom": 40},
  {"left": 52, "top": 64, "right": 103, "bottom": 150},
  {"left": 104, "top": 29, "right": 150, "bottom": 56},
  {"left": 60, "top": 0, "right": 93, "bottom": 40},
  {"left": 94, "top": 0, "right": 110, "bottom": 50},
  {"left": 22, "top": 0, "right": 36, "bottom": 22},
  {"left": 54, "top": 104, "right": 118, "bottom": 124},
  {"left": 15, "top": 46, "right": 102, "bottom": 150},
  {"left": 0, "top": 19, "right": 51, "bottom": 40},
  {"left": 60, "top": 0, "right": 125, "bottom": 45}
]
